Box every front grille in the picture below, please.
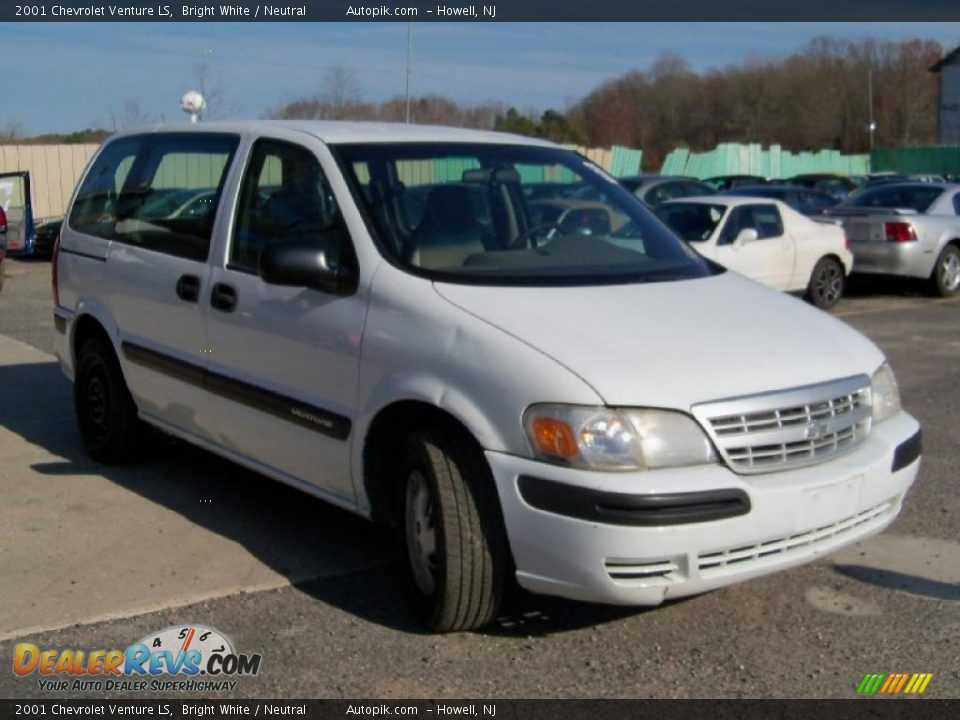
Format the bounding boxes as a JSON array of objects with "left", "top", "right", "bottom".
[
  {"left": 697, "top": 499, "right": 895, "bottom": 578},
  {"left": 692, "top": 375, "right": 872, "bottom": 475}
]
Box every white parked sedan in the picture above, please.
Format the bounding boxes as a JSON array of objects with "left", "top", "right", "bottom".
[{"left": 656, "top": 196, "right": 853, "bottom": 309}]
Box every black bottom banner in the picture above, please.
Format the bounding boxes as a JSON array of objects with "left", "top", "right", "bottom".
[{"left": 0, "top": 700, "right": 957, "bottom": 720}]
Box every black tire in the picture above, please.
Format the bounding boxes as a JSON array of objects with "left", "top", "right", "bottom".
[
  {"left": 930, "top": 244, "right": 960, "bottom": 298},
  {"left": 807, "top": 257, "right": 845, "bottom": 310},
  {"left": 74, "top": 337, "right": 146, "bottom": 463},
  {"left": 398, "top": 427, "right": 508, "bottom": 633}
]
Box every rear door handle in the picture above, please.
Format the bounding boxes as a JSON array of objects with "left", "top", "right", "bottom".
[
  {"left": 210, "top": 282, "right": 237, "bottom": 312},
  {"left": 176, "top": 274, "right": 200, "bottom": 303}
]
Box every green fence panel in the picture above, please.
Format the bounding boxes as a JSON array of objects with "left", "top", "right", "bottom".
[
  {"left": 661, "top": 143, "right": 869, "bottom": 179},
  {"left": 871, "top": 146, "right": 960, "bottom": 175},
  {"left": 609, "top": 146, "right": 643, "bottom": 177}
]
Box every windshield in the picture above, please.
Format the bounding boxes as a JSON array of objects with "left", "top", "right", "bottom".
[
  {"left": 840, "top": 184, "right": 943, "bottom": 213},
  {"left": 654, "top": 202, "right": 727, "bottom": 242},
  {"left": 333, "top": 142, "right": 713, "bottom": 285}
]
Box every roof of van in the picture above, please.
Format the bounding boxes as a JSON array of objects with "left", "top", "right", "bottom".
[{"left": 111, "top": 120, "right": 557, "bottom": 147}]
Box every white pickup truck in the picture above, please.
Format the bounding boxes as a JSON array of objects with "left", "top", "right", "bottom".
[{"left": 828, "top": 182, "right": 960, "bottom": 296}]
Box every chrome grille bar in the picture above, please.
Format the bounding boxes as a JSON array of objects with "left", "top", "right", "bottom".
[{"left": 692, "top": 375, "right": 872, "bottom": 475}]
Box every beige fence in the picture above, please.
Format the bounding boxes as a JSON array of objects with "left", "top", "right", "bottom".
[{"left": 0, "top": 144, "right": 99, "bottom": 221}]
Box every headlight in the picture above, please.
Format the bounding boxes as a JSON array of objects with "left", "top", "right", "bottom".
[
  {"left": 871, "top": 362, "right": 901, "bottom": 424},
  {"left": 522, "top": 404, "right": 718, "bottom": 471}
]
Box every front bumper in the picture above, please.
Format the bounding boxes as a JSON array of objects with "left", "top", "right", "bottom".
[
  {"left": 850, "top": 240, "right": 935, "bottom": 279},
  {"left": 487, "top": 410, "right": 920, "bottom": 605}
]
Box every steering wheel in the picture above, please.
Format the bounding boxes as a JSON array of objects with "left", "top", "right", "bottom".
[{"left": 510, "top": 222, "right": 567, "bottom": 250}]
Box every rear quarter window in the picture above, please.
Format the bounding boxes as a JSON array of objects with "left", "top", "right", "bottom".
[{"left": 69, "top": 133, "right": 239, "bottom": 261}]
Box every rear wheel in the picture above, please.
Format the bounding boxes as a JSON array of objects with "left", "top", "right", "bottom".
[
  {"left": 931, "top": 245, "right": 960, "bottom": 297},
  {"left": 807, "top": 257, "right": 845, "bottom": 310},
  {"left": 74, "top": 337, "right": 146, "bottom": 463},
  {"left": 398, "top": 427, "right": 508, "bottom": 632}
]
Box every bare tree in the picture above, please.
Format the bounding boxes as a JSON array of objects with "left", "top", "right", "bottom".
[
  {"left": 0, "top": 121, "right": 23, "bottom": 142},
  {"left": 321, "top": 64, "right": 362, "bottom": 119},
  {"left": 190, "top": 61, "right": 235, "bottom": 120},
  {"left": 108, "top": 100, "right": 157, "bottom": 131}
]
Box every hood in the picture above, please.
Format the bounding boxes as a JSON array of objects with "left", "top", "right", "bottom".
[{"left": 434, "top": 272, "right": 883, "bottom": 410}]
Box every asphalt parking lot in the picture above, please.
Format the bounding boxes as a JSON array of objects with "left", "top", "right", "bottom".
[{"left": 0, "top": 257, "right": 958, "bottom": 699}]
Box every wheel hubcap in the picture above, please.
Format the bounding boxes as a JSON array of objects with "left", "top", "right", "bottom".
[
  {"left": 816, "top": 264, "right": 842, "bottom": 304},
  {"left": 942, "top": 253, "right": 960, "bottom": 291},
  {"left": 405, "top": 470, "right": 437, "bottom": 596},
  {"left": 87, "top": 373, "right": 109, "bottom": 432}
]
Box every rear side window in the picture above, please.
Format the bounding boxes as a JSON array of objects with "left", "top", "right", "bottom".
[
  {"left": 841, "top": 185, "right": 942, "bottom": 213},
  {"left": 69, "top": 133, "right": 239, "bottom": 261}
]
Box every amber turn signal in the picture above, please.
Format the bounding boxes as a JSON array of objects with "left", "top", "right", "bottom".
[{"left": 529, "top": 417, "right": 579, "bottom": 459}]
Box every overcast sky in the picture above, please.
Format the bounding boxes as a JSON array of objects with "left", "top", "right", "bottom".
[{"left": 3, "top": 22, "right": 959, "bottom": 134}]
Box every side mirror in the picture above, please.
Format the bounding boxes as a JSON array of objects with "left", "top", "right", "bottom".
[
  {"left": 258, "top": 243, "right": 357, "bottom": 296},
  {"left": 733, "top": 228, "right": 759, "bottom": 247}
]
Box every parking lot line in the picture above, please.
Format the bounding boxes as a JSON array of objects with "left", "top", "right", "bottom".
[{"left": 0, "top": 335, "right": 387, "bottom": 641}]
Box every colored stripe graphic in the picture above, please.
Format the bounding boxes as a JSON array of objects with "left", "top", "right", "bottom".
[
  {"left": 857, "top": 673, "right": 885, "bottom": 694},
  {"left": 857, "top": 672, "right": 932, "bottom": 695}
]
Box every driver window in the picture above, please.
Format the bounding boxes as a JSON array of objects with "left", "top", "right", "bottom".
[
  {"left": 231, "top": 139, "right": 346, "bottom": 272},
  {"left": 719, "top": 204, "right": 783, "bottom": 245}
]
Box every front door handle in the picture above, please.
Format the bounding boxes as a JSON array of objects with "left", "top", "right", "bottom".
[
  {"left": 176, "top": 274, "right": 200, "bottom": 303},
  {"left": 210, "top": 283, "right": 237, "bottom": 312}
]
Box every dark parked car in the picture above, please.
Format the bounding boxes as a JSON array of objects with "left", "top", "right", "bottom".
[
  {"left": 617, "top": 174, "right": 717, "bottom": 208},
  {"left": 703, "top": 175, "right": 767, "bottom": 192},
  {"left": 783, "top": 174, "right": 860, "bottom": 201},
  {"left": 33, "top": 218, "right": 63, "bottom": 257},
  {"left": 720, "top": 184, "right": 838, "bottom": 216}
]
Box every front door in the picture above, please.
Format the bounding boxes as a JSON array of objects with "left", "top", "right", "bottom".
[
  {"left": 714, "top": 203, "right": 795, "bottom": 289},
  {"left": 0, "top": 171, "right": 33, "bottom": 254},
  {"left": 203, "top": 134, "right": 365, "bottom": 502}
]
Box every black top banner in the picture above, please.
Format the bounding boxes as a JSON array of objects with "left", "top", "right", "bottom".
[{"left": 0, "top": 0, "right": 959, "bottom": 22}]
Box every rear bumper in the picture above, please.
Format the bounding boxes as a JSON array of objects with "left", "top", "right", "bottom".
[
  {"left": 488, "top": 411, "right": 920, "bottom": 606},
  {"left": 850, "top": 240, "right": 935, "bottom": 279}
]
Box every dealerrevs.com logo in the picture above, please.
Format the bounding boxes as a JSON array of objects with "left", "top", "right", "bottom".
[{"left": 13, "top": 625, "right": 262, "bottom": 692}]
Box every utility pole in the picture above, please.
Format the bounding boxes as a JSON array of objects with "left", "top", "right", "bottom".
[
  {"left": 405, "top": 23, "right": 413, "bottom": 124},
  {"left": 868, "top": 68, "right": 876, "bottom": 151}
]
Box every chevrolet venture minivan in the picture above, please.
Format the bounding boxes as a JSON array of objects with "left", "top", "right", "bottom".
[{"left": 54, "top": 122, "right": 921, "bottom": 631}]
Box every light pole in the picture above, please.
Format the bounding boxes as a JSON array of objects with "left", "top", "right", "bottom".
[
  {"left": 405, "top": 23, "right": 413, "bottom": 124},
  {"left": 868, "top": 68, "right": 876, "bottom": 151}
]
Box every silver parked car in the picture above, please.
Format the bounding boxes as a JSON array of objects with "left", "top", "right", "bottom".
[{"left": 828, "top": 182, "right": 960, "bottom": 296}]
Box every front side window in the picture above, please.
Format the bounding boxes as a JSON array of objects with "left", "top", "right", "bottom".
[
  {"left": 231, "top": 139, "right": 351, "bottom": 273},
  {"left": 334, "top": 142, "right": 712, "bottom": 286},
  {"left": 69, "top": 133, "right": 239, "bottom": 261},
  {"left": 654, "top": 202, "right": 726, "bottom": 242},
  {"left": 718, "top": 204, "right": 784, "bottom": 245}
]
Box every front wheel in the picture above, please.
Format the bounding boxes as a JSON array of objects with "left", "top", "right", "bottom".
[
  {"left": 807, "top": 257, "right": 845, "bottom": 310},
  {"left": 931, "top": 245, "right": 960, "bottom": 297},
  {"left": 398, "top": 428, "right": 508, "bottom": 632}
]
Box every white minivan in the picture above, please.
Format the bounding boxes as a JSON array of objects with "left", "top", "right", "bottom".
[{"left": 54, "top": 122, "right": 921, "bottom": 631}]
